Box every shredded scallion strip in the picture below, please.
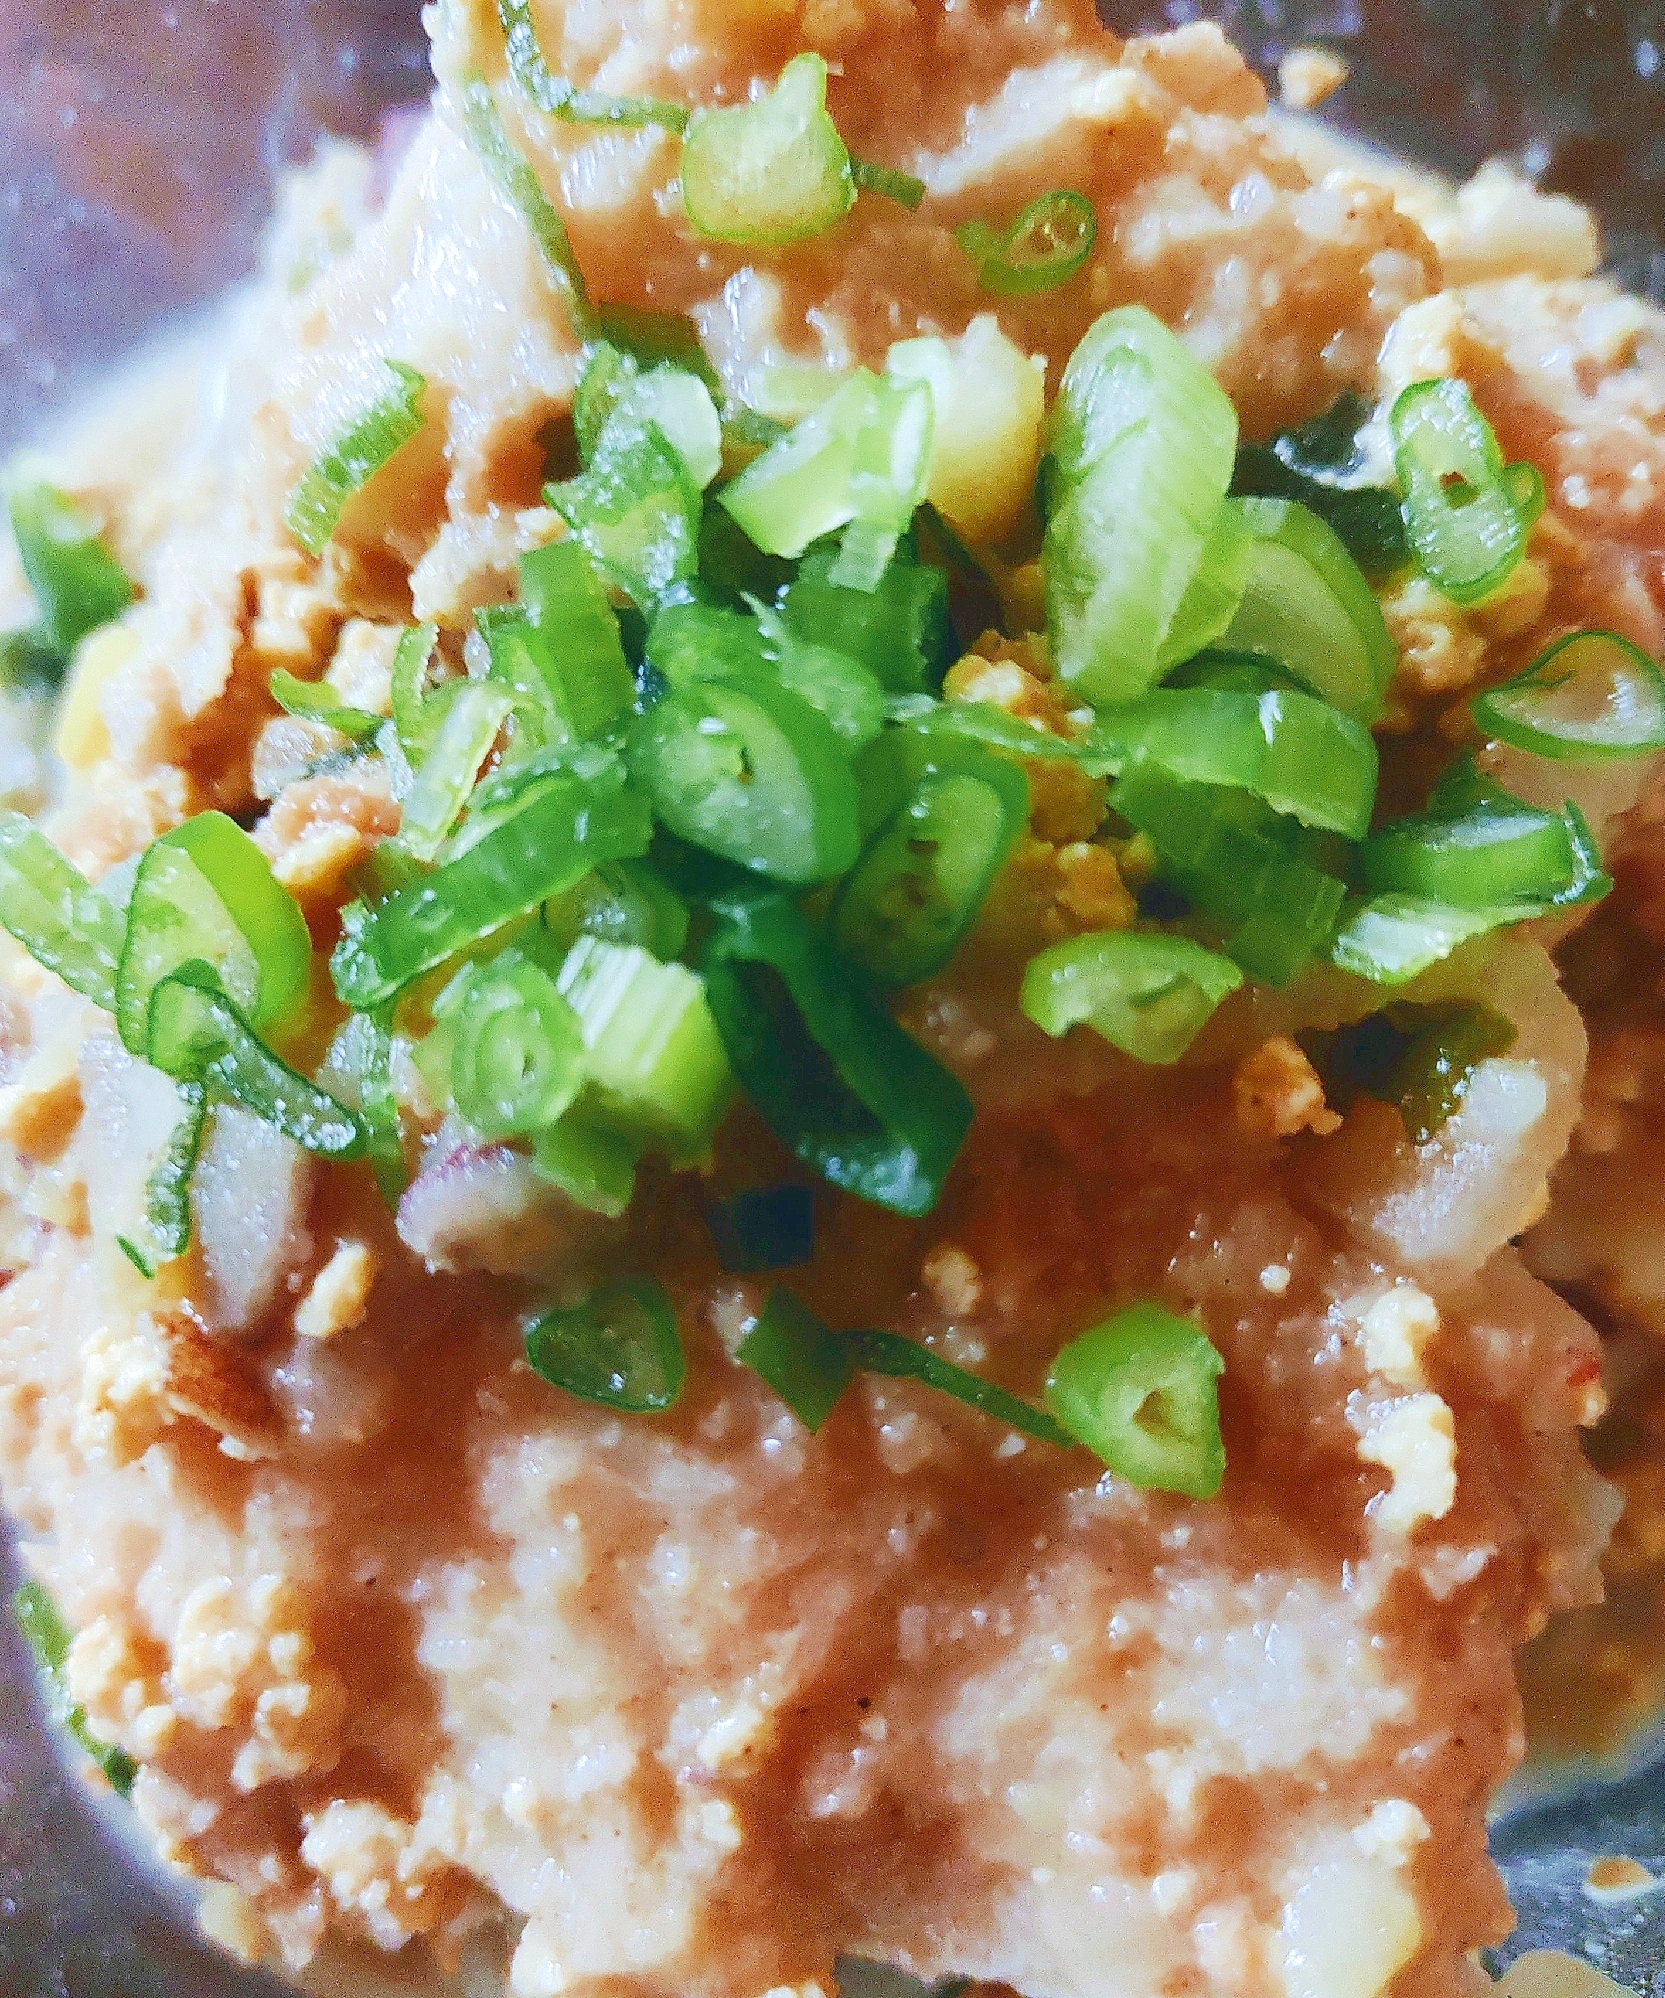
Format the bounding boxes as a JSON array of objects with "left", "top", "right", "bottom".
[
  {"left": 496, "top": 0, "right": 688, "bottom": 128},
  {"left": 285, "top": 360, "right": 426, "bottom": 559},
  {"left": 460, "top": 76, "right": 595, "bottom": 342}
]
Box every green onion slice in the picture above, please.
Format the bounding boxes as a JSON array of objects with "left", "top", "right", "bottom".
[
  {"left": 117, "top": 1080, "right": 207, "bottom": 1277},
  {"left": 1043, "top": 305, "right": 1239, "bottom": 705},
  {"left": 574, "top": 346, "right": 723, "bottom": 490},
  {"left": 390, "top": 622, "right": 448, "bottom": 762},
  {"left": 626, "top": 677, "right": 860, "bottom": 885},
  {"left": 0, "top": 812, "right": 124, "bottom": 1009},
  {"left": 1046, "top": 1302, "right": 1226, "bottom": 1500},
  {"left": 1328, "top": 895, "right": 1502, "bottom": 985},
  {"left": 1472, "top": 629, "right": 1665, "bottom": 763},
  {"left": 1304, "top": 1001, "right": 1517, "bottom": 1143},
  {"left": 285, "top": 359, "right": 426, "bottom": 559},
  {"left": 718, "top": 369, "right": 932, "bottom": 589},
  {"left": 708, "top": 1184, "right": 814, "bottom": 1274},
  {"left": 531, "top": 1114, "right": 643, "bottom": 1218},
  {"left": 145, "top": 964, "right": 368, "bottom": 1157},
  {"left": 268, "top": 668, "right": 383, "bottom": 741},
  {"left": 701, "top": 889, "right": 971, "bottom": 1216},
  {"left": 774, "top": 546, "right": 950, "bottom": 696},
  {"left": 735, "top": 1286, "right": 857, "bottom": 1431},
  {"left": 1359, "top": 763, "right": 1596, "bottom": 911},
  {"left": 1110, "top": 767, "right": 1348, "bottom": 988},
  {"left": 555, "top": 935, "right": 734, "bottom": 1156},
  {"left": 12, "top": 1580, "right": 137, "bottom": 1796},
  {"left": 550, "top": 413, "right": 702, "bottom": 609},
  {"left": 5, "top": 479, "right": 135, "bottom": 670},
  {"left": 1110, "top": 684, "right": 1378, "bottom": 839},
  {"left": 397, "top": 683, "right": 515, "bottom": 863},
  {"left": 956, "top": 191, "right": 1097, "bottom": 296},
  {"left": 833, "top": 724, "right": 1029, "bottom": 985},
  {"left": 496, "top": 0, "right": 687, "bottom": 128},
  {"left": 681, "top": 53, "right": 855, "bottom": 247},
  {"left": 331, "top": 761, "right": 652, "bottom": 1008},
  {"left": 1021, "top": 930, "right": 1243, "bottom": 1066},
  {"left": 1231, "top": 391, "right": 1409, "bottom": 577},
  {"left": 1390, "top": 378, "right": 1532, "bottom": 606},
  {"left": 850, "top": 158, "right": 926, "bottom": 210},
  {"left": 856, "top": 1328, "right": 1072, "bottom": 1447},
  {"left": 543, "top": 858, "right": 690, "bottom": 960},
  {"left": 450, "top": 952, "right": 585, "bottom": 1139},
  {"left": 1217, "top": 496, "right": 1396, "bottom": 725},
  {"left": 524, "top": 1278, "right": 686, "bottom": 1412},
  {"left": 116, "top": 813, "right": 311, "bottom": 1058},
  {"left": 460, "top": 77, "right": 594, "bottom": 342}
]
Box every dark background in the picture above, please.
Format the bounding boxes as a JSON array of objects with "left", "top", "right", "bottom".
[{"left": 3, "top": 1, "right": 1665, "bottom": 1990}]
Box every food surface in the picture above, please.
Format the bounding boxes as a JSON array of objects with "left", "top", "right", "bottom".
[{"left": 2, "top": 4, "right": 1664, "bottom": 1996}]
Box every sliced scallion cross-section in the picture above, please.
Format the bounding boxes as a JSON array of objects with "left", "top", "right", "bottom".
[
  {"left": 1391, "top": 377, "right": 1533, "bottom": 606},
  {"left": 681, "top": 54, "right": 854, "bottom": 247},
  {"left": 1046, "top": 1301, "right": 1226, "bottom": 1500},
  {"left": 450, "top": 951, "right": 586, "bottom": 1139},
  {"left": 957, "top": 190, "right": 1097, "bottom": 296},
  {"left": 285, "top": 360, "right": 426, "bottom": 559},
  {"left": 1472, "top": 629, "right": 1665, "bottom": 762}
]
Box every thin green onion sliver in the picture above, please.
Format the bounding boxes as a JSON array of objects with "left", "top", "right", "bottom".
[
  {"left": 735, "top": 1287, "right": 856, "bottom": 1432},
  {"left": 1046, "top": 1301, "right": 1226, "bottom": 1499},
  {"left": 268, "top": 668, "right": 384, "bottom": 741},
  {"left": 1472, "top": 629, "right": 1665, "bottom": 763},
  {"left": 12, "top": 1579, "right": 137, "bottom": 1796},
  {"left": 460, "top": 76, "right": 594, "bottom": 342},
  {"left": 0, "top": 811, "right": 124, "bottom": 1009},
  {"left": 851, "top": 157, "right": 926, "bottom": 210},
  {"left": 495, "top": 0, "right": 687, "bottom": 128},
  {"left": 5, "top": 479, "right": 135, "bottom": 665},
  {"left": 957, "top": 189, "right": 1096, "bottom": 296},
  {"left": 285, "top": 359, "right": 427, "bottom": 559}
]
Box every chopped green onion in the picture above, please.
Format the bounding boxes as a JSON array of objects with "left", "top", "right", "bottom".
[
  {"left": 12, "top": 1579, "right": 137, "bottom": 1796},
  {"left": 719, "top": 370, "right": 932, "bottom": 589},
  {"left": 390, "top": 622, "right": 448, "bottom": 762},
  {"left": 648, "top": 599, "right": 886, "bottom": 746},
  {"left": 1046, "top": 1302, "right": 1225, "bottom": 1499},
  {"left": 331, "top": 760, "right": 652, "bottom": 1007},
  {"left": 833, "top": 724, "right": 1028, "bottom": 985},
  {"left": 116, "top": 813, "right": 311, "bottom": 1057},
  {"left": 555, "top": 935, "right": 734, "bottom": 1156},
  {"left": 4, "top": 480, "right": 134, "bottom": 672},
  {"left": 495, "top": 0, "right": 688, "bottom": 129},
  {"left": 595, "top": 306, "right": 719, "bottom": 387},
  {"left": 0, "top": 811, "right": 124, "bottom": 1009},
  {"left": 1217, "top": 496, "right": 1396, "bottom": 725},
  {"left": 1110, "top": 766, "right": 1348, "bottom": 987},
  {"left": 1505, "top": 460, "right": 1547, "bottom": 527},
  {"left": 117, "top": 1080, "right": 207, "bottom": 1277},
  {"left": 329, "top": 1007, "right": 405, "bottom": 1202},
  {"left": 532, "top": 1114, "right": 642, "bottom": 1217},
  {"left": 1328, "top": 895, "right": 1501, "bottom": 984},
  {"left": 460, "top": 77, "right": 594, "bottom": 342},
  {"left": 268, "top": 668, "right": 384, "bottom": 741},
  {"left": 550, "top": 410, "right": 702, "bottom": 609},
  {"left": 542, "top": 858, "right": 690, "bottom": 959},
  {"left": 701, "top": 889, "right": 972, "bottom": 1216},
  {"left": 736, "top": 1287, "right": 856, "bottom": 1431},
  {"left": 956, "top": 191, "right": 1097, "bottom": 296},
  {"left": 1232, "top": 392, "right": 1409, "bottom": 576},
  {"left": 906, "top": 697, "right": 1118, "bottom": 773},
  {"left": 1043, "top": 306, "right": 1239, "bottom": 705},
  {"left": 774, "top": 546, "right": 950, "bottom": 696},
  {"left": 1020, "top": 930, "right": 1242, "bottom": 1065},
  {"left": 681, "top": 54, "right": 855, "bottom": 247},
  {"left": 285, "top": 359, "right": 426, "bottom": 559},
  {"left": 1359, "top": 764, "right": 1593, "bottom": 910},
  {"left": 1390, "top": 378, "right": 1531, "bottom": 606},
  {"left": 145, "top": 963, "right": 368, "bottom": 1157},
  {"left": 1303, "top": 1001, "right": 1516, "bottom": 1143},
  {"left": 626, "top": 677, "right": 860, "bottom": 884},
  {"left": 708, "top": 1184, "right": 814, "bottom": 1273},
  {"left": 397, "top": 683, "right": 515, "bottom": 863},
  {"left": 850, "top": 158, "right": 926, "bottom": 210},
  {"left": 483, "top": 539, "right": 637, "bottom": 751},
  {"left": 856, "top": 1329, "right": 1072, "bottom": 1446},
  {"left": 451, "top": 951, "right": 586, "bottom": 1139},
  {"left": 524, "top": 1278, "right": 685, "bottom": 1412},
  {"left": 1472, "top": 629, "right": 1665, "bottom": 762},
  {"left": 1110, "top": 685, "right": 1378, "bottom": 839},
  {"left": 573, "top": 343, "right": 723, "bottom": 490}
]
